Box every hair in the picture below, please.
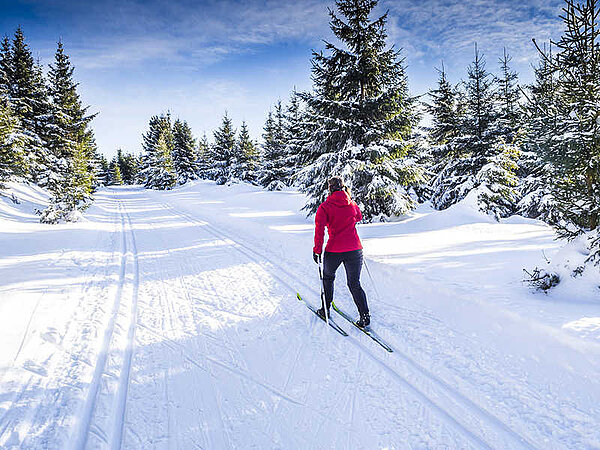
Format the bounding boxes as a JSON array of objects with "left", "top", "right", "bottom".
[{"left": 328, "top": 176, "right": 344, "bottom": 193}]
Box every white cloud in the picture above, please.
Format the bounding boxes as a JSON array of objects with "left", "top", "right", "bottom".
[
  {"left": 382, "top": 0, "right": 563, "bottom": 67},
  {"left": 35, "top": 0, "right": 332, "bottom": 70}
]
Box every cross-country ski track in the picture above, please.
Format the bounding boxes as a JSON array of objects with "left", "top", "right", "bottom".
[{"left": 1, "top": 183, "right": 599, "bottom": 449}]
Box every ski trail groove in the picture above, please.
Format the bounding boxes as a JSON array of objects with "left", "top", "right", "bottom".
[
  {"left": 109, "top": 203, "right": 140, "bottom": 450},
  {"left": 71, "top": 197, "right": 140, "bottom": 450},
  {"left": 70, "top": 202, "right": 129, "bottom": 450},
  {"left": 159, "top": 198, "right": 539, "bottom": 450}
]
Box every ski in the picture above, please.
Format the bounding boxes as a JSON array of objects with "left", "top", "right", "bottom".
[
  {"left": 331, "top": 301, "right": 393, "bottom": 352},
  {"left": 296, "top": 293, "right": 348, "bottom": 336}
]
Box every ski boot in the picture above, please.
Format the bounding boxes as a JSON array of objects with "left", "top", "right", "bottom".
[
  {"left": 316, "top": 307, "right": 330, "bottom": 320},
  {"left": 356, "top": 312, "right": 370, "bottom": 329}
]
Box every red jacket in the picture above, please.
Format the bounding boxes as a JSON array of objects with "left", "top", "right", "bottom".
[{"left": 313, "top": 190, "right": 363, "bottom": 254}]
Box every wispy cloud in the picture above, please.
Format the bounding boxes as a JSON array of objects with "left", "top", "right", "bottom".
[
  {"left": 25, "top": 0, "right": 566, "bottom": 74},
  {"left": 29, "top": 0, "right": 331, "bottom": 70},
  {"left": 382, "top": 0, "right": 563, "bottom": 68}
]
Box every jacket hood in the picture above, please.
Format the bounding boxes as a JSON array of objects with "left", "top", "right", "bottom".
[{"left": 326, "top": 190, "right": 351, "bottom": 206}]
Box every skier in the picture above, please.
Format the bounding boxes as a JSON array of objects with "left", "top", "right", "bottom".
[{"left": 313, "top": 176, "right": 370, "bottom": 328}]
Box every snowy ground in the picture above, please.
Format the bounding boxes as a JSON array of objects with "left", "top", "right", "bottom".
[{"left": 1, "top": 180, "right": 599, "bottom": 449}]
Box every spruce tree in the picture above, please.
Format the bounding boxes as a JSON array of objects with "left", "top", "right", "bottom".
[
  {"left": 47, "top": 41, "right": 96, "bottom": 158},
  {"left": 196, "top": 133, "right": 212, "bottom": 179},
  {"left": 422, "top": 64, "right": 463, "bottom": 203},
  {"left": 117, "top": 150, "right": 138, "bottom": 184},
  {"left": 9, "top": 27, "right": 52, "bottom": 185},
  {"left": 495, "top": 48, "right": 521, "bottom": 142},
  {"left": 424, "top": 62, "right": 464, "bottom": 194},
  {"left": 296, "top": 0, "right": 421, "bottom": 220},
  {"left": 172, "top": 119, "right": 198, "bottom": 184},
  {"left": 40, "top": 141, "right": 94, "bottom": 223},
  {"left": 109, "top": 157, "right": 123, "bottom": 185},
  {"left": 140, "top": 113, "right": 176, "bottom": 189},
  {"left": 147, "top": 133, "right": 176, "bottom": 189},
  {"left": 526, "top": 0, "right": 600, "bottom": 264},
  {"left": 211, "top": 112, "right": 236, "bottom": 184},
  {"left": 10, "top": 27, "right": 36, "bottom": 125},
  {"left": 476, "top": 142, "right": 520, "bottom": 219},
  {"left": 70, "top": 142, "right": 94, "bottom": 206},
  {"left": 258, "top": 102, "right": 290, "bottom": 189},
  {"left": 94, "top": 153, "right": 110, "bottom": 186},
  {"left": 462, "top": 44, "right": 498, "bottom": 154},
  {"left": 41, "top": 40, "right": 97, "bottom": 222},
  {"left": 425, "top": 63, "right": 462, "bottom": 149},
  {"left": 0, "top": 100, "right": 26, "bottom": 187},
  {"left": 283, "top": 89, "right": 307, "bottom": 181},
  {"left": 519, "top": 45, "right": 560, "bottom": 223},
  {"left": 232, "top": 121, "right": 259, "bottom": 182},
  {"left": 0, "top": 36, "right": 12, "bottom": 100}
]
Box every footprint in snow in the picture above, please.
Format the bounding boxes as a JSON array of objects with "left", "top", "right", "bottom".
[
  {"left": 41, "top": 328, "right": 59, "bottom": 344},
  {"left": 23, "top": 360, "right": 48, "bottom": 377}
]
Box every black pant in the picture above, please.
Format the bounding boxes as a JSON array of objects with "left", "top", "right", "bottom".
[{"left": 322, "top": 249, "right": 369, "bottom": 316}]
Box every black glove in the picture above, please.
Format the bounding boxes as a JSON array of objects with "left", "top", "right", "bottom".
[{"left": 313, "top": 252, "right": 321, "bottom": 264}]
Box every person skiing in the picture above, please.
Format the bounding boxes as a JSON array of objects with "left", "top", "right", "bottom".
[{"left": 313, "top": 176, "right": 370, "bottom": 328}]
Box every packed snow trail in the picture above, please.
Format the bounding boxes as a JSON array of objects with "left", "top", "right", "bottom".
[
  {"left": 0, "top": 182, "right": 599, "bottom": 448},
  {"left": 118, "top": 188, "right": 487, "bottom": 448}
]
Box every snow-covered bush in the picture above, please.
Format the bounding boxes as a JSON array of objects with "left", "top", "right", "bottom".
[
  {"left": 523, "top": 267, "right": 560, "bottom": 292},
  {"left": 266, "top": 180, "right": 286, "bottom": 191},
  {"left": 475, "top": 143, "right": 519, "bottom": 219}
]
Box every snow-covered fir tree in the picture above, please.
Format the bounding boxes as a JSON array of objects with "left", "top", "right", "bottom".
[
  {"left": 476, "top": 142, "right": 520, "bottom": 219},
  {"left": 211, "top": 112, "right": 236, "bottom": 184},
  {"left": 1, "top": 44, "right": 26, "bottom": 185},
  {"left": 148, "top": 133, "right": 176, "bottom": 190},
  {"left": 140, "top": 113, "right": 176, "bottom": 190},
  {"left": 41, "top": 40, "right": 97, "bottom": 223},
  {"left": 0, "top": 99, "right": 26, "bottom": 187},
  {"left": 282, "top": 89, "right": 307, "bottom": 184},
  {"left": 524, "top": 0, "right": 600, "bottom": 264},
  {"left": 231, "top": 121, "right": 259, "bottom": 182},
  {"left": 425, "top": 63, "right": 462, "bottom": 150},
  {"left": 196, "top": 133, "right": 212, "bottom": 180},
  {"left": 494, "top": 48, "right": 521, "bottom": 142},
  {"left": 116, "top": 150, "right": 139, "bottom": 185},
  {"left": 7, "top": 27, "right": 53, "bottom": 186},
  {"left": 296, "top": 0, "right": 422, "bottom": 220},
  {"left": 109, "top": 157, "right": 123, "bottom": 185},
  {"left": 429, "top": 44, "right": 518, "bottom": 218},
  {"left": 258, "top": 102, "right": 290, "bottom": 190},
  {"left": 93, "top": 152, "right": 110, "bottom": 187},
  {"left": 423, "top": 63, "right": 464, "bottom": 198},
  {"left": 172, "top": 119, "right": 198, "bottom": 184},
  {"left": 519, "top": 44, "right": 561, "bottom": 223},
  {"left": 0, "top": 36, "right": 11, "bottom": 95},
  {"left": 461, "top": 44, "right": 499, "bottom": 156}
]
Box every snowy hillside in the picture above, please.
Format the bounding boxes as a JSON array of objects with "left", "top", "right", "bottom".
[{"left": 1, "top": 181, "right": 599, "bottom": 449}]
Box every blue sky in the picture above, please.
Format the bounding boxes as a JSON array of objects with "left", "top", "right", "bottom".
[{"left": 1, "top": 0, "right": 565, "bottom": 158}]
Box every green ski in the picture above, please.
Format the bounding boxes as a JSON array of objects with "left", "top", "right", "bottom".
[
  {"left": 296, "top": 293, "right": 348, "bottom": 336},
  {"left": 331, "top": 301, "right": 393, "bottom": 352}
]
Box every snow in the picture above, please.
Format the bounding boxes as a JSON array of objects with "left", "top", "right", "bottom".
[{"left": 1, "top": 180, "right": 599, "bottom": 449}]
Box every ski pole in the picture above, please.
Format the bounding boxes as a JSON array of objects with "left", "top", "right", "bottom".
[
  {"left": 317, "top": 258, "right": 330, "bottom": 325},
  {"left": 363, "top": 259, "right": 381, "bottom": 303}
]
